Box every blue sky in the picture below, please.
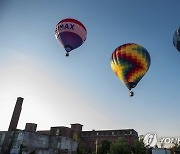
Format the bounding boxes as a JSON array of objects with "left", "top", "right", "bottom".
[{"left": 0, "top": 0, "right": 180, "bottom": 138}]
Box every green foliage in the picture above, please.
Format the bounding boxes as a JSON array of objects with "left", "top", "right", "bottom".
[
  {"left": 80, "top": 138, "right": 146, "bottom": 154},
  {"left": 174, "top": 144, "right": 180, "bottom": 150},
  {"left": 77, "top": 140, "right": 93, "bottom": 154},
  {"left": 170, "top": 143, "right": 180, "bottom": 154},
  {"left": 77, "top": 140, "right": 85, "bottom": 154},
  {"left": 108, "top": 138, "right": 146, "bottom": 154},
  {"left": 98, "top": 140, "right": 111, "bottom": 154},
  {"left": 131, "top": 139, "right": 146, "bottom": 154},
  {"left": 110, "top": 139, "right": 131, "bottom": 154}
]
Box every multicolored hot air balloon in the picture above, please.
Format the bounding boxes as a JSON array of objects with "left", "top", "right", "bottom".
[
  {"left": 55, "top": 18, "right": 87, "bottom": 56},
  {"left": 173, "top": 27, "right": 180, "bottom": 52},
  {"left": 110, "top": 43, "right": 151, "bottom": 96}
]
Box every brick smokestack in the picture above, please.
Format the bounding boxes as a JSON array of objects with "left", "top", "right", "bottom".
[
  {"left": 8, "top": 97, "right": 23, "bottom": 131},
  {"left": 1, "top": 97, "right": 24, "bottom": 153}
]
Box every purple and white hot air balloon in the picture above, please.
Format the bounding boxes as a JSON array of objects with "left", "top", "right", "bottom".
[{"left": 55, "top": 18, "right": 87, "bottom": 56}]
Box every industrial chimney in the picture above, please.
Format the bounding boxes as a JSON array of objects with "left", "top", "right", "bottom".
[
  {"left": 1, "top": 97, "right": 24, "bottom": 153},
  {"left": 8, "top": 97, "right": 23, "bottom": 131}
]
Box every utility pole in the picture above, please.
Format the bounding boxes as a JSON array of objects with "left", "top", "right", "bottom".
[{"left": 1, "top": 97, "right": 24, "bottom": 154}]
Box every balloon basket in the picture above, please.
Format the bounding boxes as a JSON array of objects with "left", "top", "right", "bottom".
[{"left": 129, "top": 91, "right": 134, "bottom": 97}]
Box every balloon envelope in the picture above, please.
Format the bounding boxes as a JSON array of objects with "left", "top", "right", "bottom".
[
  {"left": 173, "top": 27, "right": 180, "bottom": 52},
  {"left": 110, "top": 43, "right": 151, "bottom": 90},
  {"left": 55, "top": 18, "right": 87, "bottom": 54}
]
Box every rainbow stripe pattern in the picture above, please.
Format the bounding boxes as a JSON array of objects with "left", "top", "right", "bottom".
[{"left": 110, "top": 43, "right": 151, "bottom": 90}]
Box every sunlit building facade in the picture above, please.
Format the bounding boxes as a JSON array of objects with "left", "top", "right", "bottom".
[
  {"left": 0, "top": 123, "right": 138, "bottom": 154},
  {"left": 0, "top": 123, "right": 78, "bottom": 154},
  {"left": 0, "top": 98, "right": 138, "bottom": 153}
]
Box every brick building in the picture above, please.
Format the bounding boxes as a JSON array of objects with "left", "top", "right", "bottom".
[
  {"left": 0, "top": 123, "right": 138, "bottom": 154},
  {"left": 0, "top": 98, "right": 138, "bottom": 153},
  {"left": 0, "top": 123, "right": 78, "bottom": 154},
  {"left": 81, "top": 128, "right": 138, "bottom": 152}
]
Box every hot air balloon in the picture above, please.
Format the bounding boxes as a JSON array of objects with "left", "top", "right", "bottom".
[
  {"left": 55, "top": 18, "right": 87, "bottom": 56},
  {"left": 173, "top": 27, "right": 180, "bottom": 52},
  {"left": 110, "top": 43, "right": 151, "bottom": 97}
]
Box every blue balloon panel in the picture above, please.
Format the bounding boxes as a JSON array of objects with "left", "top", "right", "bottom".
[{"left": 57, "top": 32, "right": 83, "bottom": 52}]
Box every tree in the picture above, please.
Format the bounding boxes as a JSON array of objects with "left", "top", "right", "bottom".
[
  {"left": 98, "top": 140, "right": 111, "bottom": 154},
  {"left": 77, "top": 140, "right": 93, "bottom": 154},
  {"left": 110, "top": 139, "right": 131, "bottom": 154},
  {"left": 77, "top": 140, "right": 85, "bottom": 154},
  {"left": 131, "top": 139, "right": 146, "bottom": 154},
  {"left": 170, "top": 143, "right": 180, "bottom": 154}
]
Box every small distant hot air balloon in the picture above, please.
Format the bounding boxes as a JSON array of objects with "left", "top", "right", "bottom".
[
  {"left": 110, "top": 43, "right": 151, "bottom": 97},
  {"left": 55, "top": 18, "right": 87, "bottom": 56},
  {"left": 173, "top": 27, "right": 180, "bottom": 52}
]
